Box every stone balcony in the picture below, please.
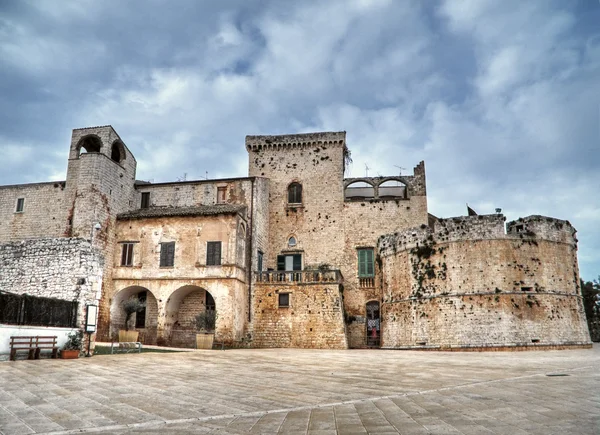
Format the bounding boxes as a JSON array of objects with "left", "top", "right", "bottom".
[{"left": 254, "top": 269, "right": 343, "bottom": 285}]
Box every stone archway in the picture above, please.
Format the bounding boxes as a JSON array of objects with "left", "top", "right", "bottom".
[
  {"left": 110, "top": 286, "right": 159, "bottom": 344},
  {"left": 164, "top": 285, "right": 215, "bottom": 348}
]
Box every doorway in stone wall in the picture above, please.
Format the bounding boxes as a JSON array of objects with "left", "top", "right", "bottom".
[{"left": 366, "top": 300, "right": 380, "bottom": 347}]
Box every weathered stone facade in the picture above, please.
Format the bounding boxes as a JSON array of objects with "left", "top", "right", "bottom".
[
  {"left": 378, "top": 215, "right": 591, "bottom": 349},
  {"left": 0, "top": 125, "right": 591, "bottom": 350}
]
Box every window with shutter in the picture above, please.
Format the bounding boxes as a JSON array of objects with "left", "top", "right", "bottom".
[
  {"left": 160, "top": 242, "right": 175, "bottom": 267},
  {"left": 358, "top": 248, "right": 374, "bottom": 277},
  {"left": 277, "top": 254, "right": 302, "bottom": 271},
  {"left": 207, "top": 241, "right": 222, "bottom": 265},
  {"left": 121, "top": 243, "right": 134, "bottom": 266},
  {"left": 287, "top": 183, "right": 302, "bottom": 204}
]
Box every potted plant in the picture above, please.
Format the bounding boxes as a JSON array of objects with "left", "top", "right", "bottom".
[
  {"left": 195, "top": 309, "right": 217, "bottom": 349},
  {"left": 118, "top": 298, "right": 145, "bottom": 342},
  {"left": 61, "top": 329, "right": 84, "bottom": 359}
]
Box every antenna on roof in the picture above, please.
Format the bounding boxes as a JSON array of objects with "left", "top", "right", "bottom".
[
  {"left": 365, "top": 164, "right": 370, "bottom": 177},
  {"left": 393, "top": 165, "right": 406, "bottom": 176}
]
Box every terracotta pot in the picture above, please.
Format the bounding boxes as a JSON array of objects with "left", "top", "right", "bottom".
[
  {"left": 119, "top": 330, "right": 139, "bottom": 342},
  {"left": 61, "top": 349, "right": 80, "bottom": 359},
  {"left": 196, "top": 333, "right": 214, "bottom": 350}
]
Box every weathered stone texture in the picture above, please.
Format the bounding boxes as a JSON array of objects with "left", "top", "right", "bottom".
[
  {"left": 0, "top": 182, "right": 68, "bottom": 242},
  {"left": 0, "top": 238, "right": 103, "bottom": 328},
  {"left": 252, "top": 283, "right": 346, "bottom": 348},
  {"left": 378, "top": 214, "right": 590, "bottom": 348}
]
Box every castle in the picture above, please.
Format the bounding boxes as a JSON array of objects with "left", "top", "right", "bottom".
[{"left": 0, "top": 126, "right": 591, "bottom": 350}]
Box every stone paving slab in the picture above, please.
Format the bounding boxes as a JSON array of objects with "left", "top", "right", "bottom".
[{"left": 0, "top": 346, "right": 599, "bottom": 434}]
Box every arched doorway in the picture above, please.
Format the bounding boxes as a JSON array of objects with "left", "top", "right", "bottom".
[
  {"left": 366, "top": 300, "right": 380, "bottom": 347},
  {"left": 164, "top": 285, "right": 215, "bottom": 348},
  {"left": 110, "top": 286, "right": 158, "bottom": 344}
]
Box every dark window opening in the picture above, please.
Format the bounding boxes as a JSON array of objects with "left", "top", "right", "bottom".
[
  {"left": 515, "top": 224, "right": 524, "bottom": 233},
  {"left": 160, "top": 242, "right": 175, "bottom": 267},
  {"left": 111, "top": 141, "right": 124, "bottom": 163},
  {"left": 121, "top": 243, "right": 134, "bottom": 266},
  {"left": 141, "top": 192, "right": 150, "bottom": 209},
  {"left": 206, "top": 292, "right": 215, "bottom": 311},
  {"left": 16, "top": 198, "right": 24, "bottom": 213},
  {"left": 521, "top": 286, "right": 532, "bottom": 292},
  {"left": 288, "top": 182, "right": 302, "bottom": 204},
  {"left": 358, "top": 248, "right": 375, "bottom": 277},
  {"left": 135, "top": 291, "right": 147, "bottom": 329},
  {"left": 257, "top": 251, "right": 264, "bottom": 272},
  {"left": 207, "top": 241, "right": 222, "bottom": 266},
  {"left": 77, "top": 135, "right": 102, "bottom": 156},
  {"left": 279, "top": 293, "right": 290, "bottom": 308}
]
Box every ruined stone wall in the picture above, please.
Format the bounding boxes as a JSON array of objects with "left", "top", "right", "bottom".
[
  {"left": 0, "top": 182, "right": 68, "bottom": 242},
  {"left": 0, "top": 238, "right": 103, "bottom": 328},
  {"left": 252, "top": 283, "right": 347, "bottom": 348},
  {"left": 378, "top": 215, "right": 591, "bottom": 349}
]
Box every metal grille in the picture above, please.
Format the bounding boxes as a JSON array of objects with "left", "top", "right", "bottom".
[{"left": 0, "top": 291, "right": 78, "bottom": 328}]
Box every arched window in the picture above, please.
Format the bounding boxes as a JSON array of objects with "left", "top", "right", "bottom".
[
  {"left": 76, "top": 135, "right": 102, "bottom": 157},
  {"left": 288, "top": 236, "right": 297, "bottom": 248},
  {"left": 344, "top": 181, "right": 374, "bottom": 200},
  {"left": 378, "top": 179, "right": 406, "bottom": 199},
  {"left": 111, "top": 140, "right": 125, "bottom": 163},
  {"left": 288, "top": 182, "right": 302, "bottom": 204}
]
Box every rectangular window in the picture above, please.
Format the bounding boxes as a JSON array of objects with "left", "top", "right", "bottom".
[
  {"left": 358, "top": 248, "right": 375, "bottom": 277},
  {"left": 278, "top": 293, "right": 290, "bottom": 308},
  {"left": 141, "top": 192, "right": 150, "bottom": 209},
  {"left": 15, "top": 198, "right": 25, "bottom": 213},
  {"left": 277, "top": 254, "right": 301, "bottom": 271},
  {"left": 217, "top": 187, "right": 227, "bottom": 204},
  {"left": 121, "top": 243, "right": 134, "bottom": 266},
  {"left": 207, "top": 241, "right": 222, "bottom": 266},
  {"left": 160, "top": 242, "right": 175, "bottom": 267},
  {"left": 257, "top": 251, "right": 264, "bottom": 272}
]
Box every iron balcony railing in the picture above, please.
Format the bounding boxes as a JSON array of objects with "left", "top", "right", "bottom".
[{"left": 255, "top": 269, "right": 343, "bottom": 284}]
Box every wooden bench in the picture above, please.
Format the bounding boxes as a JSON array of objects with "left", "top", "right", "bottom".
[
  {"left": 110, "top": 342, "right": 142, "bottom": 354},
  {"left": 10, "top": 336, "right": 58, "bottom": 361}
]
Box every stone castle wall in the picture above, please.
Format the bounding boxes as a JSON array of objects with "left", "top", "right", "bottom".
[
  {"left": 0, "top": 182, "right": 68, "bottom": 242},
  {"left": 0, "top": 238, "right": 104, "bottom": 328},
  {"left": 378, "top": 215, "right": 591, "bottom": 349},
  {"left": 252, "top": 282, "right": 347, "bottom": 349}
]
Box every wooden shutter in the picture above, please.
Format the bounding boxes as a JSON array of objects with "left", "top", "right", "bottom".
[
  {"left": 358, "top": 249, "right": 374, "bottom": 277},
  {"left": 160, "top": 242, "right": 175, "bottom": 267},
  {"left": 207, "top": 242, "right": 221, "bottom": 265},
  {"left": 277, "top": 255, "right": 285, "bottom": 271},
  {"left": 292, "top": 254, "right": 302, "bottom": 271}
]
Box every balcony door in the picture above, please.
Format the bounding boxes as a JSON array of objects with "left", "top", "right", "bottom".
[{"left": 277, "top": 254, "right": 302, "bottom": 281}]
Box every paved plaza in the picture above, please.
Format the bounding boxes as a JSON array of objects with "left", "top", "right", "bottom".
[{"left": 0, "top": 346, "right": 599, "bottom": 434}]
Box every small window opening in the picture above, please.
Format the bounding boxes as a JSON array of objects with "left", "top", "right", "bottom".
[
  {"left": 288, "top": 236, "right": 297, "bottom": 248},
  {"left": 521, "top": 286, "right": 532, "bottom": 292},
  {"left": 141, "top": 192, "right": 150, "bottom": 209},
  {"left": 279, "top": 293, "right": 290, "bottom": 308},
  {"left": 288, "top": 182, "right": 302, "bottom": 204},
  {"left": 515, "top": 224, "right": 524, "bottom": 233},
  {"left": 121, "top": 243, "right": 134, "bottom": 266},
  {"left": 257, "top": 251, "right": 264, "bottom": 272},
  {"left": 77, "top": 135, "right": 102, "bottom": 156},
  {"left": 111, "top": 141, "right": 124, "bottom": 163},
  {"left": 15, "top": 198, "right": 25, "bottom": 213},
  {"left": 207, "top": 241, "right": 222, "bottom": 266},
  {"left": 160, "top": 241, "right": 175, "bottom": 267},
  {"left": 205, "top": 292, "right": 215, "bottom": 311},
  {"left": 217, "top": 187, "right": 227, "bottom": 204}
]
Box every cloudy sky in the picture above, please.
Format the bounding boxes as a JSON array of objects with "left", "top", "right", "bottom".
[{"left": 0, "top": 0, "right": 598, "bottom": 279}]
